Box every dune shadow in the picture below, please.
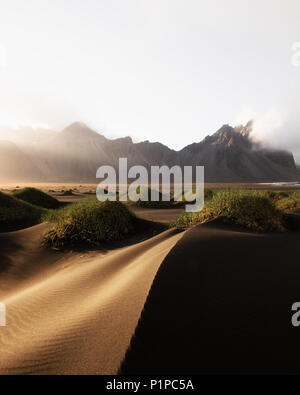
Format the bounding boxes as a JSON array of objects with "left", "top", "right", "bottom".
[
  {"left": 0, "top": 237, "right": 22, "bottom": 274},
  {"left": 120, "top": 219, "right": 300, "bottom": 374}
]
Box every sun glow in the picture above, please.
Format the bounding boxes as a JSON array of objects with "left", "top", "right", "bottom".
[{"left": 0, "top": 114, "right": 50, "bottom": 130}]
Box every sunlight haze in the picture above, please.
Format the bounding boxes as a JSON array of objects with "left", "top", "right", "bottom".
[{"left": 0, "top": 0, "right": 300, "bottom": 159}]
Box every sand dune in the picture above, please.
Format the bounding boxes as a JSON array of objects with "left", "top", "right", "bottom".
[
  {"left": 121, "top": 217, "right": 300, "bottom": 374},
  {"left": 2, "top": 210, "right": 300, "bottom": 375},
  {"left": 0, "top": 224, "right": 68, "bottom": 295},
  {"left": 130, "top": 207, "right": 184, "bottom": 224},
  {"left": 0, "top": 224, "right": 183, "bottom": 374}
]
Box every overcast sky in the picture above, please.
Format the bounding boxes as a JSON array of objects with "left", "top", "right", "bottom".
[{"left": 0, "top": 0, "right": 300, "bottom": 159}]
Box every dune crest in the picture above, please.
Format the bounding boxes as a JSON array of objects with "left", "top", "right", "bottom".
[{"left": 0, "top": 225, "right": 183, "bottom": 375}]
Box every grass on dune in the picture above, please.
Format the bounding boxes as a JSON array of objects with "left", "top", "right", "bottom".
[
  {"left": 12, "top": 187, "right": 60, "bottom": 209},
  {"left": 260, "top": 190, "right": 290, "bottom": 202},
  {"left": 181, "top": 187, "right": 214, "bottom": 203},
  {"left": 60, "top": 189, "right": 75, "bottom": 196},
  {"left": 44, "top": 199, "right": 137, "bottom": 249},
  {"left": 114, "top": 186, "right": 175, "bottom": 208},
  {"left": 2, "top": 185, "right": 300, "bottom": 237},
  {"left": 133, "top": 187, "right": 176, "bottom": 209},
  {"left": 274, "top": 190, "right": 300, "bottom": 211},
  {"left": 175, "top": 190, "right": 286, "bottom": 232},
  {"left": 258, "top": 190, "right": 300, "bottom": 211},
  {"left": 125, "top": 186, "right": 214, "bottom": 209},
  {"left": 0, "top": 191, "right": 45, "bottom": 232}
]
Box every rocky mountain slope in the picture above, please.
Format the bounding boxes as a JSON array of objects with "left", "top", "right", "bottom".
[
  {"left": 179, "top": 122, "right": 298, "bottom": 182},
  {"left": 0, "top": 140, "right": 44, "bottom": 182},
  {"left": 0, "top": 121, "right": 298, "bottom": 183}
]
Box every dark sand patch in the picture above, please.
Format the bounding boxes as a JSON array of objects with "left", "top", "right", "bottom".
[
  {"left": 130, "top": 207, "right": 184, "bottom": 224},
  {"left": 0, "top": 221, "right": 183, "bottom": 374},
  {"left": 121, "top": 215, "right": 300, "bottom": 374}
]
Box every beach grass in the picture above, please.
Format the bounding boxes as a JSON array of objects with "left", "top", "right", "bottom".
[
  {"left": 125, "top": 186, "right": 214, "bottom": 209},
  {"left": 12, "top": 187, "right": 60, "bottom": 209},
  {"left": 0, "top": 191, "right": 45, "bottom": 232},
  {"left": 274, "top": 190, "right": 300, "bottom": 211},
  {"left": 174, "top": 189, "right": 286, "bottom": 232},
  {"left": 43, "top": 199, "right": 137, "bottom": 248}
]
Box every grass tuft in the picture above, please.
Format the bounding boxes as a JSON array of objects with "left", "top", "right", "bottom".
[
  {"left": 44, "top": 200, "right": 137, "bottom": 249},
  {"left": 174, "top": 190, "right": 286, "bottom": 232},
  {"left": 12, "top": 187, "right": 60, "bottom": 209},
  {"left": 275, "top": 190, "right": 300, "bottom": 211},
  {"left": 0, "top": 191, "right": 45, "bottom": 232},
  {"left": 60, "top": 189, "right": 75, "bottom": 196},
  {"left": 127, "top": 187, "right": 214, "bottom": 209},
  {"left": 134, "top": 188, "right": 176, "bottom": 209}
]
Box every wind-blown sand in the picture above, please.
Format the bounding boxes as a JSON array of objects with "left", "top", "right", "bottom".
[
  {"left": 1, "top": 207, "right": 300, "bottom": 375},
  {"left": 121, "top": 216, "right": 300, "bottom": 375},
  {"left": 130, "top": 207, "right": 184, "bottom": 224},
  {"left": 0, "top": 223, "right": 183, "bottom": 374}
]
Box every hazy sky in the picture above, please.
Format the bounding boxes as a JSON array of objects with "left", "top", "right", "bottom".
[{"left": 0, "top": 0, "right": 300, "bottom": 159}]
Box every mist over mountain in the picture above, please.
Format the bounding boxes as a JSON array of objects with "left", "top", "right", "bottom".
[
  {"left": 0, "top": 121, "right": 299, "bottom": 183},
  {"left": 179, "top": 122, "right": 298, "bottom": 182},
  {"left": 0, "top": 140, "right": 44, "bottom": 182},
  {"left": 0, "top": 125, "right": 58, "bottom": 147}
]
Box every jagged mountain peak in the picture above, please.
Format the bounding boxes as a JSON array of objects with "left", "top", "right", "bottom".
[
  {"left": 0, "top": 120, "right": 298, "bottom": 182},
  {"left": 61, "top": 122, "right": 106, "bottom": 141},
  {"left": 184, "top": 122, "right": 254, "bottom": 152},
  {"left": 207, "top": 122, "right": 254, "bottom": 149}
]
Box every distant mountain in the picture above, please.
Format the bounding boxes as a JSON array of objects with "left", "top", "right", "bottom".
[
  {"left": 0, "top": 121, "right": 299, "bottom": 183},
  {"left": 179, "top": 122, "right": 298, "bottom": 182},
  {"left": 33, "top": 122, "right": 112, "bottom": 181},
  {"left": 0, "top": 125, "right": 57, "bottom": 146},
  {"left": 0, "top": 140, "right": 44, "bottom": 182}
]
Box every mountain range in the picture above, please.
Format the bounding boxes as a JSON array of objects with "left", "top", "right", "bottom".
[{"left": 0, "top": 121, "right": 299, "bottom": 183}]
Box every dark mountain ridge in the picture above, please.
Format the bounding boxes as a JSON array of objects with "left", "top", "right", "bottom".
[{"left": 0, "top": 121, "right": 298, "bottom": 183}]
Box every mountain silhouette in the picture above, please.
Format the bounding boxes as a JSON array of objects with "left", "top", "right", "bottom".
[{"left": 0, "top": 121, "right": 298, "bottom": 183}]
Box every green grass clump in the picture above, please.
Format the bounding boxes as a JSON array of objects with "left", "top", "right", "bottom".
[
  {"left": 261, "top": 190, "right": 290, "bottom": 202},
  {"left": 120, "top": 186, "right": 176, "bottom": 209},
  {"left": 135, "top": 189, "right": 175, "bottom": 209},
  {"left": 44, "top": 200, "right": 136, "bottom": 249},
  {"left": 12, "top": 187, "right": 60, "bottom": 209},
  {"left": 83, "top": 190, "right": 96, "bottom": 195},
  {"left": 204, "top": 188, "right": 214, "bottom": 201},
  {"left": 127, "top": 187, "right": 214, "bottom": 209},
  {"left": 61, "top": 189, "right": 75, "bottom": 196},
  {"left": 175, "top": 190, "right": 286, "bottom": 232},
  {"left": 182, "top": 188, "right": 214, "bottom": 204},
  {"left": 275, "top": 191, "right": 300, "bottom": 211},
  {"left": 0, "top": 191, "right": 45, "bottom": 232}
]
